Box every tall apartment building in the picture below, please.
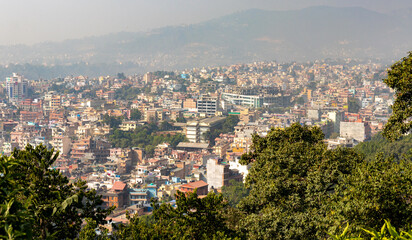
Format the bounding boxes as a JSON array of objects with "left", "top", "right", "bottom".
[
  {"left": 143, "top": 72, "right": 154, "bottom": 84},
  {"left": 197, "top": 95, "right": 218, "bottom": 116},
  {"left": 50, "top": 95, "right": 62, "bottom": 111},
  {"left": 51, "top": 135, "right": 72, "bottom": 156},
  {"left": 6, "top": 73, "right": 29, "bottom": 102},
  {"left": 185, "top": 117, "right": 226, "bottom": 143},
  {"left": 328, "top": 111, "right": 344, "bottom": 133}
]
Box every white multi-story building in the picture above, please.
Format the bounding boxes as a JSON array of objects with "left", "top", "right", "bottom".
[
  {"left": 51, "top": 135, "right": 72, "bottom": 156},
  {"left": 221, "top": 93, "right": 262, "bottom": 108},
  {"left": 197, "top": 95, "right": 218, "bottom": 116},
  {"left": 185, "top": 117, "right": 226, "bottom": 143},
  {"left": 6, "top": 73, "right": 29, "bottom": 102}
]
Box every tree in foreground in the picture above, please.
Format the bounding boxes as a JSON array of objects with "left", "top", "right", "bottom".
[
  {"left": 115, "top": 190, "right": 239, "bottom": 240},
  {"left": 382, "top": 51, "right": 412, "bottom": 141},
  {"left": 327, "top": 154, "right": 412, "bottom": 236},
  {"left": 238, "top": 123, "right": 363, "bottom": 239},
  {"left": 221, "top": 179, "right": 250, "bottom": 208},
  {"left": 239, "top": 123, "right": 362, "bottom": 239},
  {"left": 237, "top": 122, "right": 412, "bottom": 239},
  {"left": 329, "top": 220, "right": 412, "bottom": 240},
  {"left": 0, "top": 145, "right": 112, "bottom": 239}
]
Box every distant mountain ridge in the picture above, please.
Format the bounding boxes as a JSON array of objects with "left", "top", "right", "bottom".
[{"left": 1, "top": 6, "right": 411, "bottom": 77}]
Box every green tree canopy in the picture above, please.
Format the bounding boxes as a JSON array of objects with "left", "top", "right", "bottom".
[
  {"left": 238, "top": 123, "right": 363, "bottom": 239},
  {"left": 348, "top": 97, "right": 361, "bottom": 113},
  {"left": 327, "top": 154, "right": 412, "bottom": 237},
  {"left": 383, "top": 52, "right": 412, "bottom": 140},
  {"left": 109, "top": 124, "right": 187, "bottom": 156},
  {"left": 204, "top": 115, "right": 240, "bottom": 145},
  {"left": 159, "top": 121, "right": 173, "bottom": 131},
  {"left": 0, "top": 145, "right": 112, "bottom": 239},
  {"left": 115, "top": 191, "right": 237, "bottom": 239},
  {"left": 130, "top": 109, "right": 142, "bottom": 121},
  {"left": 102, "top": 114, "right": 123, "bottom": 129},
  {"left": 221, "top": 179, "right": 250, "bottom": 208},
  {"left": 355, "top": 132, "right": 412, "bottom": 161}
]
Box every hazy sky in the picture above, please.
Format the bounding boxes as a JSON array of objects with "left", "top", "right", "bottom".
[{"left": 1, "top": 0, "right": 411, "bottom": 45}]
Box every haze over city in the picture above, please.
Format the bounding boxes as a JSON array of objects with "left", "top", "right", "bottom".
[
  {"left": 2, "top": 0, "right": 412, "bottom": 239},
  {"left": 1, "top": 0, "right": 412, "bottom": 45}
]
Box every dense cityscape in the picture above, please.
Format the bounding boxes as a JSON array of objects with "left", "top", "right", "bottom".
[
  {"left": 3, "top": 1, "right": 412, "bottom": 239},
  {"left": 0, "top": 59, "right": 393, "bottom": 215}
]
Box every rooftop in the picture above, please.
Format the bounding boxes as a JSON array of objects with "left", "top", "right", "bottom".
[
  {"left": 181, "top": 180, "right": 208, "bottom": 189},
  {"left": 176, "top": 142, "right": 209, "bottom": 149},
  {"left": 112, "top": 181, "right": 127, "bottom": 191}
]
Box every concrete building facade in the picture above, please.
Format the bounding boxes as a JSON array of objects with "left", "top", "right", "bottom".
[
  {"left": 206, "top": 158, "right": 242, "bottom": 190},
  {"left": 197, "top": 96, "right": 218, "bottom": 116},
  {"left": 340, "top": 122, "right": 371, "bottom": 142},
  {"left": 185, "top": 117, "right": 226, "bottom": 143}
]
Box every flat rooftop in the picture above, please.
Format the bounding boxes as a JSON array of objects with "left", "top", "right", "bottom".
[{"left": 176, "top": 142, "right": 209, "bottom": 149}]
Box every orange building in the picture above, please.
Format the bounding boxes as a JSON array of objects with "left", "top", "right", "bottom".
[
  {"left": 179, "top": 180, "right": 209, "bottom": 196},
  {"left": 101, "top": 181, "right": 129, "bottom": 209}
]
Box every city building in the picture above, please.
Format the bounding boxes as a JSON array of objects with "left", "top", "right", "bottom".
[
  {"left": 51, "top": 135, "right": 71, "bottom": 156},
  {"left": 6, "top": 73, "right": 29, "bottom": 102},
  {"left": 179, "top": 180, "right": 208, "bottom": 196},
  {"left": 206, "top": 158, "right": 243, "bottom": 190},
  {"left": 340, "top": 122, "right": 371, "bottom": 142},
  {"left": 185, "top": 117, "right": 226, "bottom": 143},
  {"left": 222, "top": 93, "right": 262, "bottom": 108},
  {"left": 197, "top": 95, "right": 218, "bottom": 116}
]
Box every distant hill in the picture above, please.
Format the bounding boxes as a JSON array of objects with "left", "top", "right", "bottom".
[{"left": 1, "top": 6, "right": 412, "bottom": 78}]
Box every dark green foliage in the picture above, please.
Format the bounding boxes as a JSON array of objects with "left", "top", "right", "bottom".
[
  {"left": 159, "top": 121, "right": 174, "bottom": 131},
  {"left": 108, "top": 124, "right": 187, "bottom": 156},
  {"left": 117, "top": 72, "right": 126, "bottom": 80},
  {"left": 238, "top": 123, "right": 363, "bottom": 240},
  {"left": 0, "top": 145, "right": 112, "bottom": 239},
  {"left": 77, "top": 218, "right": 110, "bottom": 240},
  {"left": 295, "top": 96, "right": 305, "bottom": 105},
  {"left": 102, "top": 114, "right": 123, "bottom": 129},
  {"left": 204, "top": 116, "right": 240, "bottom": 145},
  {"left": 355, "top": 132, "right": 412, "bottom": 161},
  {"left": 308, "top": 81, "right": 317, "bottom": 90},
  {"left": 348, "top": 97, "right": 361, "bottom": 113},
  {"left": 0, "top": 155, "right": 33, "bottom": 239},
  {"left": 176, "top": 116, "right": 187, "bottom": 123},
  {"left": 221, "top": 180, "right": 250, "bottom": 207},
  {"left": 383, "top": 52, "right": 412, "bottom": 140},
  {"left": 115, "top": 85, "right": 141, "bottom": 100},
  {"left": 49, "top": 83, "right": 74, "bottom": 93},
  {"left": 115, "top": 191, "right": 238, "bottom": 239},
  {"left": 49, "top": 84, "right": 96, "bottom": 97},
  {"left": 327, "top": 155, "right": 412, "bottom": 237},
  {"left": 130, "top": 109, "right": 142, "bottom": 121}
]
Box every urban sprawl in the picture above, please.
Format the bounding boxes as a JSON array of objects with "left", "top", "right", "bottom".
[{"left": 0, "top": 59, "right": 392, "bottom": 223}]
